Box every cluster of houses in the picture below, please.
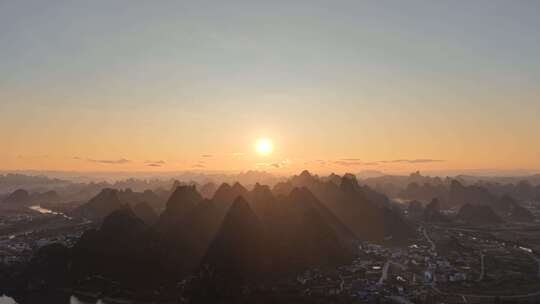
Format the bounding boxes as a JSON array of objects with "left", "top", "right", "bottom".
[{"left": 292, "top": 228, "right": 476, "bottom": 302}]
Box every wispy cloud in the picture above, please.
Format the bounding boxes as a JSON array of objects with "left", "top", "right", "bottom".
[
  {"left": 304, "top": 159, "right": 327, "bottom": 166},
  {"left": 378, "top": 159, "right": 445, "bottom": 164},
  {"left": 193, "top": 164, "right": 206, "bottom": 168},
  {"left": 201, "top": 154, "right": 213, "bottom": 158},
  {"left": 333, "top": 160, "right": 364, "bottom": 167},
  {"left": 331, "top": 158, "right": 445, "bottom": 167},
  {"left": 145, "top": 160, "right": 165, "bottom": 164},
  {"left": 87, "top": 158, "right": 131, "bottom": 164},
  {"left": 144, "top": 160, "right": 165, "bottom": 167},
  {"left": 18, "top": 154, "right": 49, "bottom": 159},
  {"left": 256, "top": 159, "right": 290, "bottom": 169}
]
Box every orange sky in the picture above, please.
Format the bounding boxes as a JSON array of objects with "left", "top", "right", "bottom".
[{"left": 1, "top": 1, "right": 539, "bottom": 175}]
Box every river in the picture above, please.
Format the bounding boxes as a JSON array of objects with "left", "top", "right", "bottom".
[
  {"left": 28, "top": 205, "right": 72, "bottom": 219},
  {"left": 0, "top": 295, "right": 108, "bottom": 304}
]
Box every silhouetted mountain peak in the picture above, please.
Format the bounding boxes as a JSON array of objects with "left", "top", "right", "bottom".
[
  {"left": 288, "top": 186, "right": 317, "bottom": 203},
  {"left": 100, "top": 206, "right": 147, "bottom": 235},
  {"left": 251, "top": 182, "right": 273, "bottom": 196},
  {"left": 93, "top": 188, "right": 120, "bottom": 202},
  {"left": 300, "top": 170, "right": 312, "bottom": 178},
  {"left": 72, "top": 188, "right": 123, "bottom": 220},
  {"left": 3, "top": 189, "right": 30, "bottom": 204},
  {"left": 327, "top": 173, "right": 342, "bottom": 185},
  {"left": 225, "top": 196, "right": 256, "bottom": 223},
  {"left": 170, "top": 180, "right": 182, "bottom": 192},
  {"left": 166, "top": 185, "right": 202, "bottom": 211},
  {"left": 340, "top": 175, "right": 359, "bottom": 193},
  {"left": 231, "top": 182, "right": 248, "bottom": 194},
  {"left": 213, "top": 183, "right": 232, "bottom": 199},
  {"left": 201, "top": 196, "right": 268, "bottom": 278},
  {"left": 212, "top": 182, "right": 248, "bottom": 204}
]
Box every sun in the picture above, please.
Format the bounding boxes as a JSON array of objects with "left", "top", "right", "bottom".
[{"left": 255, "top": 138, "right": 273, "bottom": 156}]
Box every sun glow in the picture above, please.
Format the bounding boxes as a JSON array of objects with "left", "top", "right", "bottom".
[{"left": 255, "top": 138, "right": 273, "bottom": 156}]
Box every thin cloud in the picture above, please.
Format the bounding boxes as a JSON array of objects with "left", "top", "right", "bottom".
[
  {"left": 143, "top": 160, "right": 166, "bottom": 168},
  {"left": 378, "top": 159, "right": 445, "bottom": 164},
  {"left": 256, "top": 159, "right": 290, "bottom": 169},
  {"left": 304, "top": 159, "right": 327, "bottom": 166},
  {"left": 193, "top": 164, "right": 206, "bottom": 168},
  {"left": 330, "top": 158, "right": 444, "bottom": 167},
  {"left": 145, "top": 160, "right": 165, "bottom": 167},
  {"left": 18, "top": 154, "right": 49, "bottom": 159},
  {"left": 201, "top": 154, "right": 213, "bottom": 158},
  {"left": 334, "top": 160, "right": 364, "bottom": 167},
  {"left": 145, "top": 160, "right": 165, "bottom": 164},
  {"left": 87, "top": 158, "right": 131, "bottom": 164}
]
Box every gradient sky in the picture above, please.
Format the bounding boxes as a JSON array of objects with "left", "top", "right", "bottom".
[{"left": 1, "top": 0, "right": 539, "bottom": 174}]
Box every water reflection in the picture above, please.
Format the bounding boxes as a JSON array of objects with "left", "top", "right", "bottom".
[
  {"left": 29, "top": 205, "right": 72, "bottom": 219},
  {"left": 0, "top": 294, "right": 109, "bottom": 304},
  {"left": 0, "top": 295, "right": 17, "bottom": 304},
  {"left": 70, "top": 296, "right": 108, "bottom": 304}
]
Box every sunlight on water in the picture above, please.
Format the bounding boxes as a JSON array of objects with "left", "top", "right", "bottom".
[
  {"left": 29, "top": 205, "right": 72, "bottom": 219},
  {"left": 70, "top": 296, "right": 108, "bottom": 304}
]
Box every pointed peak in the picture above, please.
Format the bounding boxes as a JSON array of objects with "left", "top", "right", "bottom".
[
  {"left": 343, "top": 173, "right": 357, "bottom": 181},
  {"left": 231, "top": 182, "right": 248, "bottom": 193},
  {"left": 222, "top": 196, "right": 260, "bottom": 225},
  {"left": 215, "top": 182, "right": 232, "bottom": 193},
  {"left": 100, "top": 205, "right": 146, "bottom": 233},
  {"left": 410, "top": 171, "right": 422, "bottom": 178},
  {"left": 91, "top": 188, "right": 120, "bottom": 202},
  {"left": 340, "top": 175, "right": 358, "bottom": 192},
  {"left": 300, "top": 170, "right": 312, "bottom": 178},
  {"left": 170, "top": 179, "right": 182, "bottom": 191},
  {"left": 289, "top": 186, "right": 315, "bottom": 199},
  {"left": 166, "top": 185, "right": 202, "bottom": 210}
]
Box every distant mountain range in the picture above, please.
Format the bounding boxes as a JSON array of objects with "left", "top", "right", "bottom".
[
  {"left": 6, "top": 171, "right": 415, "bottom": 299},
  {"left": 5, "top": 169, "right": 540, "bottom": 302}
]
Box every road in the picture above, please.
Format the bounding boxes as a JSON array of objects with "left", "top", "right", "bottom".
[
  {"left": 378, "top": 261, "right": 390, "bottom": 285},
  {"left": 422, "top": 226, "right": 436, "bottom": 251},
  {"left": 477, "top": 253, "right": 485, "bottom": 282}
]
